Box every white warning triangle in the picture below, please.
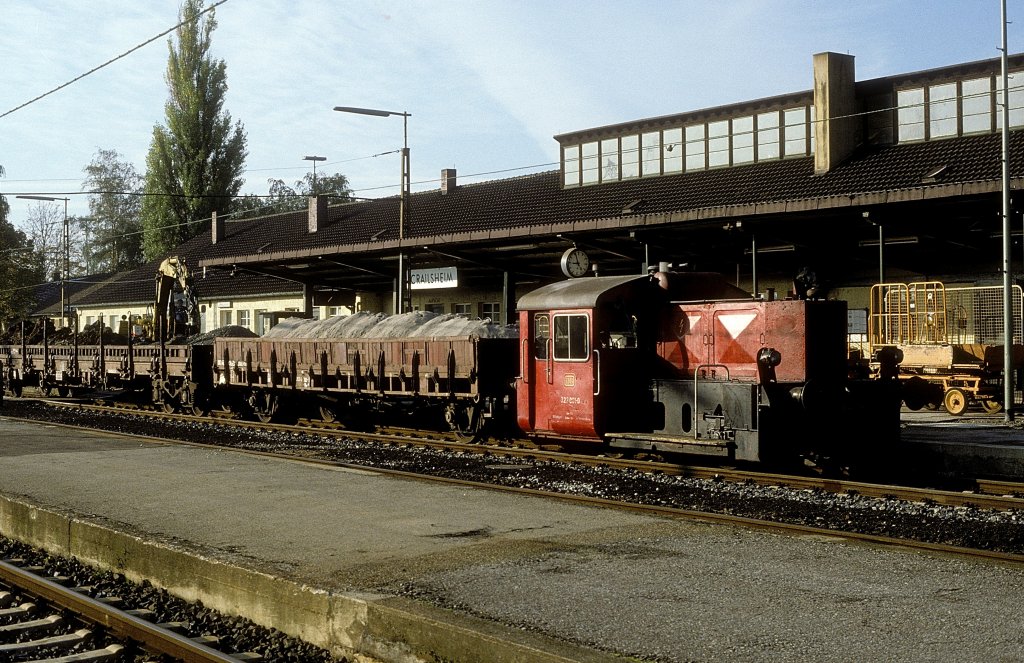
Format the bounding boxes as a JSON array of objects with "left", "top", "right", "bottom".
[{"left": 717, "top": 312, "right": 757, "bottom": 339}]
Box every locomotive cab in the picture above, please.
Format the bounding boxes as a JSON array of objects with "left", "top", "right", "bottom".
[{"left": 516, "top": 275, "right": 663, "bottom": 443}]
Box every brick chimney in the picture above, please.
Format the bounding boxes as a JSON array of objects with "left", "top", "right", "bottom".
[
  {"left": 211, "top": 210, "right": 224, "bottom": 244},
  {"left": 441, "top": 168, "right": 457, "bottom": 194},
  {"left": 813, "top": 52, "right": 859, "bottom": 175},
  {"left": 308, "top": 195, "right": 327, "bottom": 233}
]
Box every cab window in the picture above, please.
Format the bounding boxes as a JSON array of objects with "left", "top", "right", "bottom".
[
  {"left": 533, "top": 314, "right": 550, "bottom": 359},
  {"left": 553, "top": 313, "right": 589, "bottom": 360}
]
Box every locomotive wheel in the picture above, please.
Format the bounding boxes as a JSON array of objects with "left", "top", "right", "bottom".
[
  {"left": 981, "top": 399, "right": 1004, "bottom": 414},
  {"left": 943, "top": 387, "right": 969, "bottom": 416},
  {"left": 446, "top": 402, "right": 482, "bottom": 443}
]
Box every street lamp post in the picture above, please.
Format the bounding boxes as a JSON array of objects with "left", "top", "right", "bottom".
[
  {"left": 333, "top": 106, "right": 411, "bottom": 314},
  {"left": 17, "top": 195, "right": 70, "bottom": 329},
  {"left": 303, "top": 155, "right": 327, "bottom": 194}
]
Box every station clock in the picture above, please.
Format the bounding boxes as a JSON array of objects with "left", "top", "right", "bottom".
[{"left": 560, "top": 247, "right": 591, "bottom": 278}]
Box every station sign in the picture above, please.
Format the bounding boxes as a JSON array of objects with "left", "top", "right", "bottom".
[{"left": 410, "top": 266, "right": 458, "bottom": 290}]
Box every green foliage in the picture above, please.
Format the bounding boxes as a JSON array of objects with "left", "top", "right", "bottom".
[
  {"left": 140, "top": 0, "right": 247, "bottom": 260},
  {"left": 0, "top": 193, "right": 46, "bottom": 327},
  {"left": 82, "top": 148, "right": 143, "bottom": 272},
  {"left": 231, "top": 172, "right": 353, "bottom": 220}
]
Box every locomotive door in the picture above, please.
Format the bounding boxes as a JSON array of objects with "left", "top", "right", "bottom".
[
  {"left": 711, "top": 306, "right": 764, "bottom": 379},
  {"left": 519, "top": 311, "right": 597, "bottom": 437}
]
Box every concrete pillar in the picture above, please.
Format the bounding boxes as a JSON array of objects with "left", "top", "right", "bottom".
[
  {"left": 502, "top": 271, "right": 516, "bottom": 326},
  {"left": 302, "top": 283, "right": 314, "bottom": 316},
  {"left": 813, "top": 52, "right": 858, "bottom": 175}
]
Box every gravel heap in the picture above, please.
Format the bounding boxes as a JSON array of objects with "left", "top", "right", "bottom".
[
  {"left": 185, "top": 324, "right": 260, "bottom": 345},
  {"left": 264, "top": 311, "right": 518, "bottom": 339}
]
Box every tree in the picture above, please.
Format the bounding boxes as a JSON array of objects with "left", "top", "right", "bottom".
[
  {"left": 231, "top": 172, "right": 353, "bottom": 220},
  {"left": 18, "top": 203, "right": 87, "bottom": 283},
  {"left": 82, "top": 148, "right": 143, "bottom": 272},
  {"left": 0, "top": 176, "right": 46, "bottom": 327},
  {"left": 140, "top": 0, "right": 247, "bottom": 261}
]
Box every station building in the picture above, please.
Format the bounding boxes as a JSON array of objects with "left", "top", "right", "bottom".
[
  {"left": 29, "top": 50, "right": 1024, "bottom": 336},
  {"left": 195, "top": 50, "right": 1024, "bottom": 329}
]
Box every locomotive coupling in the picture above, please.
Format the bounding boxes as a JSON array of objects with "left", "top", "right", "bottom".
[{"left": 872, "top": 346, "right": 905, "bottom": 380}]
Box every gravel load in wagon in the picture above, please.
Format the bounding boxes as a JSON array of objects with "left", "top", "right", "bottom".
[{"left": 260, "top": 311, "right": 518, "bottom": 340}]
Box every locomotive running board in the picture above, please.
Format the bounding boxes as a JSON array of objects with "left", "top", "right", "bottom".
[{"left": 608, "top": 434, "right": 732, "bottom": 456}]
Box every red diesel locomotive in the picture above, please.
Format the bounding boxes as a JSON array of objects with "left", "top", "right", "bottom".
[{"left": 516, "top": 271, "right": 902, "bottom": 466}]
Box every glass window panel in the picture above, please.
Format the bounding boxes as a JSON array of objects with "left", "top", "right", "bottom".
[
  {"left": 707, "top": 120, "right": 729, "bottom": 167},
  {"left": 563, "top": 145, "right": 580, "bottom": 187},
  {"left": 732, "top": 115, "right": 754, "bottom": 164},
  {"left": 641, "top": 131, "right": 661, "bottom": 176},
  {"left": 533, "top": 314, "right": 549, "bottom": 360},
  {"left": 929, "top": 83, "right": 957, "bottom": 138},
  {"left": 663, "top": 127, "right": 683, "bottom": 173},
  {"left": 784, "top": 107, "right": 807, "bottom": 156},
  {"left": 996, "top": 71, "right": 1024, "bottom": 129},
  {"left": 757, "top": 111, "right": 780, "bottom": 160},
  {"left": 601, "top": 138, "right": 619, "bottom": 182},
  {"left": 621, "top": 134, "right": 639, "bottom": 179},
  {"left": 897, "top": 88, "right": 925, "bottom": 142},
  {"left": 962, "top": 77, "right": 991, "bottom": 134},
  {"left": 553, "top": 314, "right": 589, "bottom": 361},
  {"left": 684, "top": 124, "right": 705, "bottom": 170},
  {"left": 481, "top": 302, "right": 500, "bottom": 319},
  {"left": 581, "top": 141, "right": 599, "bottom": 184},
  {"left": 809, "top": 105, "right": 815, "bottom": 154}
]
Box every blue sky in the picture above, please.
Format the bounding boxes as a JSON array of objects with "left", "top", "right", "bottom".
[{"left": 1, "top": 1, "right": 1020, "bottom": 223}]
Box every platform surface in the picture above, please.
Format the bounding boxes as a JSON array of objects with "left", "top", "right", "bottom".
[{"left": 0, "top": 414, "right": 1022, "bottom": 662}]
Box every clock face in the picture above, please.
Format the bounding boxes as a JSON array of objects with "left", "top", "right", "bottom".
[{"left": 560, "top": 248, "right": 591, "bottom": 278}]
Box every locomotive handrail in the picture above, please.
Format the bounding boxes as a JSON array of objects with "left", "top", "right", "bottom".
[
  {"left": 593, "top": 349, "right": 601, "bottom": 396},
  {"left": 520, "top": 338, "right": 528, "bottom": 384},
  {"left": 546, "top": 338, "right": 553, "bottom": 384}
]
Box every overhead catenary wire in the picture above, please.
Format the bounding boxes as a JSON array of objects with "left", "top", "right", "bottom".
[{"left": 0, "top": 0, "right": 230, "bottom": 121}]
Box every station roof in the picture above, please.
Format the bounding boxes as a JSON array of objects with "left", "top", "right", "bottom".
[{"left": 198, "top": 129, "right": 1024, "bottom": 296}]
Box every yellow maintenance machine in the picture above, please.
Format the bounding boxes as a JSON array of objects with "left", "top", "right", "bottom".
[{"left": 868, "top": 281, "right": 1024, "bottom": 415}]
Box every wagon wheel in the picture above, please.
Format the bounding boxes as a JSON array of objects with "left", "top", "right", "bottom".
[
  {"left": 160, "top": 399, "right": 178, "bottom": 414},
  {"left": 181, "top": 385, "right": 208, "bottom": 417},
  {"left": 218, "top": 402, "right": 241, "bottom": 419},
  {"left": 319, "top": 405, "right": 339, "bottom": 423},
  {"left": 10, "top": 380, "right": 22, "bottom": 398},
  {"left": 38, "top": 381, "right": 54, "bottom": 397},
  {"left": 248, "top": 390, "right": 296, "bottom": 424},
  {"left": 446, "top": 401, "right": 482, "bottom": 443},
  {"left": 943, "top": 387, "right": 969, "bottom": 416},
  {"left": 981, "top": 398, "right": 1004, "bottom": 414},
  {"left": 57, "top": 385, "right": 70, "bottom": 398},
  {"left": 248, "top": 391, "right": 278, "bottom": 423}
]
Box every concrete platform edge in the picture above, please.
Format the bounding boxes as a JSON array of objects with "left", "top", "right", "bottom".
[{"left": 0, "top": 493, "right": 622, "bottom": 663}]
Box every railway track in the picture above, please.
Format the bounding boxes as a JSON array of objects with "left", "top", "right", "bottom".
[
  {"left": 25, "top": 401, "right": 1024, "bottom": 567},
  {"left": 0, "top": 557, "right": 257, "bottom": 661},
  {"left": 42, "top": 399, "right": 1024, "bottom": 515}
]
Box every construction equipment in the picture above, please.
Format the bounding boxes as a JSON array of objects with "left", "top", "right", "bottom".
[
  {"left": 869, "top": 281, "right": 1024, "bottom": 415},
  {"left": 154, "top": 256, "right": 199, "bottom": 342}
]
